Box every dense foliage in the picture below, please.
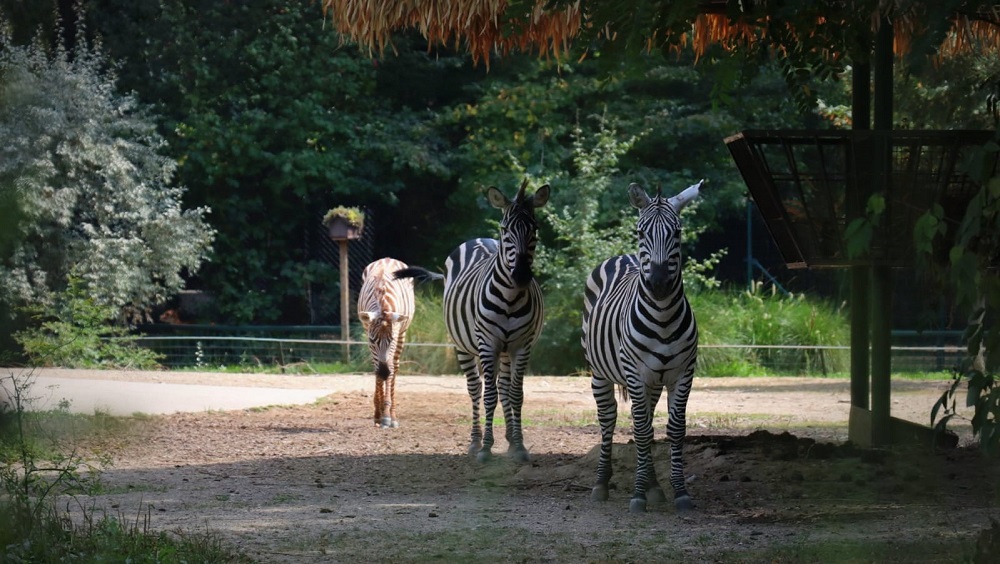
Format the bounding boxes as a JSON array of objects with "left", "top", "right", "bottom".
[
  {"left": 0, "top": 21, "right": 213, "bottom": 322},
  {"left": 87, "top": 0, "right": 457, "bottom": 323}
]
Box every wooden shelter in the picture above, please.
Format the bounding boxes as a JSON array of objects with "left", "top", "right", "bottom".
[{"left": 322, "top": 0, "right": 1000, "bottom": 447}]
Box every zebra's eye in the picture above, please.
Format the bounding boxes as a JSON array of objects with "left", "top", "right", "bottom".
[{"left": 636, "top": 229, "right": 645, "bottom": 240}]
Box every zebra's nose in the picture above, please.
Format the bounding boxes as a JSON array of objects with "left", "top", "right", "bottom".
[
  {"left": 648, "top": 261, "right": 673, "bottom": 299},
  {"left": 512, "top": 253, "right": 533, "bottom": 287},
  {"left": 375, "top": 362, "right": 390, "bottom": 380}
]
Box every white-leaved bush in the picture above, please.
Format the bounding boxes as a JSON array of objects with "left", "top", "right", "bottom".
[{"left": 0, "top": 24, "right": 214, "bottom": 322}]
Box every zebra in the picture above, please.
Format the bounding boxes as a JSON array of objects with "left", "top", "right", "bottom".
[
  {"left": 357, "top": 257, "right": 416, "bottom": 428},
  {"left": 582, "top": 179, "right": 703, "bottom": 513},
  {"left": 396, "top": 179, "right": 549, "bottom": 462}
]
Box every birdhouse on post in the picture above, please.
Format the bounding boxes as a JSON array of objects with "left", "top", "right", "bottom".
[{"left": 324, "top": 207, "right": 366, "bottom": 360}]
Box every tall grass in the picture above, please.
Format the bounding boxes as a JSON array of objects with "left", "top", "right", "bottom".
[
  {"left": 401, "top": 287, "right": 458, "bottom": 375},
  {"left": 691, "top": 283, "right": 850, "bottom": 376},
  {"left": 396, "top": 283, "right": 851, "bottom": 377}
]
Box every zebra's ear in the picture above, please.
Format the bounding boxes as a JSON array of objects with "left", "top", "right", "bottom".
[
  {"left": 628, "top": 183, "right": 651, "bottom": 210},
  {"left": 531, "top": 184, "right": 550, "bottom": 208},
  {"left": 668, "top": 179, "right": 705, "bottom": 211},
  {"left": 387, "top": 312, "right": 410, "bottom": 324},
  {"left": 358, "top": 311, "right": 378, "bottom": 324},
  {"left": 486, "top": 186, "right": 509, "bottom": 210}
]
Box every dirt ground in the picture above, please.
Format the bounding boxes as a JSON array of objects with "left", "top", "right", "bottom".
[{"left": 66, "top": 372, "right": 1000, "bottom": 562}]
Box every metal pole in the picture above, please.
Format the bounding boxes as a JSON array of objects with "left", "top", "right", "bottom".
[
  {"left": 870, "top": 15, "right": 895, "bottom": 446},
  {"left": 746, "top": 196, "right": 753, "bottom": 291},
  {"left": 339, "top": 240, "right": 350, "bottom": 361},
  {"left": 850, "top": 57, "right": 871, "bottom": 413}
]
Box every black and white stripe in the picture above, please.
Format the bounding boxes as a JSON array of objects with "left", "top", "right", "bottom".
[
  {"left": 582, "top": 180, "right": 702, "bottom": 513},
  {"left": 397, "top": 179, "right": 549, "bottom": 462}
]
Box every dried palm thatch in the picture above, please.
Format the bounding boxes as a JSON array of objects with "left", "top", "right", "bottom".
[
  {"left": 321, "top": 0, "right": 1000, "bottom": 65},
  {"left": 321, "top": 0, "right": 582, "bottom": 67}
]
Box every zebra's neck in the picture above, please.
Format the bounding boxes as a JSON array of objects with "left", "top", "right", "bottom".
[
  {"left": 636, "top": 276, "right": 685, "bottom": 318},
  {"left": 487, "top": 252, "right": 531, "bottom": 298}
]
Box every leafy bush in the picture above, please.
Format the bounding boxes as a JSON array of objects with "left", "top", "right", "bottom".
[
  {"left": 14, "top": 278, "right": 162, "bottom": 370},
  {"left": 0, "top": 19, "right": 214, "bottom": 323}
]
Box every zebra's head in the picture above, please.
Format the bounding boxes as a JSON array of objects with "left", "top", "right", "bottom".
[
  {"left": 487, "top": 179, "right": 551, "bottom": 288},
  {"left": 628, "top": 180, "right": 704, "bottom": 301},
  {"left": 358, "top": 310, "right": 409, "bottom": 380}
]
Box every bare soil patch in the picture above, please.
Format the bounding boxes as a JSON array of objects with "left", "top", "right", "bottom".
[{"left": 71, "top": 373, "right": 999, "bottom": 562}]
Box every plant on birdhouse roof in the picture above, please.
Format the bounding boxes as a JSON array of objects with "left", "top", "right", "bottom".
[{"left": 323, "top": 206, "right": 365, "bottom": 228}]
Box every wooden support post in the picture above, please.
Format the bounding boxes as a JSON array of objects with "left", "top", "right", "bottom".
[{"left": 339, "top": 240, "right": 350, "bottom": 361}]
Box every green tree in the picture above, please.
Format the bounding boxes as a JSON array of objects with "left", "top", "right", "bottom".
[
  {"left": 0, "top": 20, "right": 214, "bottom": 322},
  {"left": 91, "top": 0, "right": 454, "bottom": 323}
]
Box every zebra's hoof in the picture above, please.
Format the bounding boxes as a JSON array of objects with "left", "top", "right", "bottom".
[
  {"left": 476, "top": 449, "right": 493, "bottom": 463},
  {"left": 389, "top": 420, "right": 400, "bottom": 428},
  {"left": 674, "top": 495, "right": 695, "bottom": 513},
  {"left": 380, "top": 417, "right": 393, "bottom": 428},
  {"left": 646, "top": 486, "right": 666, "bottom": 503},
  {"left": 590, "top": 485, "right": 609, "bottom": 502},
  {"left": 508, "top": 446, "right": 530, "bottom": 464},
  {"left": 628, "top": 498, "right": 647, "bottom": 514},
  {"left": 467, "top": 442, "right": 482, "bottom": 457}
]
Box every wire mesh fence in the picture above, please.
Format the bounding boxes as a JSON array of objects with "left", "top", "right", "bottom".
[{"left": 130, "top": 325, "right": 966, "bottom": 376}]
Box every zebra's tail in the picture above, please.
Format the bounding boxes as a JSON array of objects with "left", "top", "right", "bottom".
[{"left": 394, "top": 266, "right": 445, "bottom": 285}]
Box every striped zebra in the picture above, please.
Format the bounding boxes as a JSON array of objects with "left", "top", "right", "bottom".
[
  {"left": 396, "top": 179, "right": 549, "bottom": 462},
  {"left": 582, "top": 180, "right": 703, "bottom": 513},
  {"left": 358, "top": 257, "right": 416, "bottom": 428}
]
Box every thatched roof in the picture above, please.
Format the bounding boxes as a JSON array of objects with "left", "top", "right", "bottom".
[
  {"left": 321, "top": 0, "right": 582, "bottom": 66},
  {"left": 321, "top": 1, "right": 1000, "bottom": 65}
]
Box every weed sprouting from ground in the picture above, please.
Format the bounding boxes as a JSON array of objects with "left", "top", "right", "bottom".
[{"left": 0, "top": 369, "right": 250, "bottom": 562}]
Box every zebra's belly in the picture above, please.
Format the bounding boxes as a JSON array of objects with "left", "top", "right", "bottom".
[{"left": 589, "top": 344, "right": 695, "bottom": 390}]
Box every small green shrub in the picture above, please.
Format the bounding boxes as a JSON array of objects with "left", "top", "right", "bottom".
[{"left": 14, "top": 277, "right": 162, "bottom": 370}]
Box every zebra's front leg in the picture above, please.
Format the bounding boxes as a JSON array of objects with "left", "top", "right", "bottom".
[
  {"left": 373, "top": 376, "right": 385, "bottom": 427},
  {"left": 500, "top": 352, "right": 530, "bottom": 463},
  {"left": 380, "top": 373, "right": 398, "bottom": 429},
  {"left": 458, "top": 350, "right": 482, "bottom": 455},
  {"left": 628, "top": 382, "right": 656, "bottom": 513},
  {"left": 590, "top": 376, "right": 617, "bottom": 502},
  {"left": 644, "top": 385, "right": 666, "bottom": 504},
  {"left": 667, "top": 369, "right": 695, "bottom": 512},
  {"left": 477, "top": 347, "right": 500, "bottom": 463},
  {"left": 385, "top": 330, "right": 406, "bottom": 429}
]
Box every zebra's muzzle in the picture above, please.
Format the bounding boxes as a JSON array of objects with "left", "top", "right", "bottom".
[
  {"left": 375, "top": 362, "right": 390, "bottom": 380},
  {"left": 512, "top": 254, "right": 533, "bottom": 287},
  {"left": 648, "top": 262, "right": 674, "bottom": 300}
]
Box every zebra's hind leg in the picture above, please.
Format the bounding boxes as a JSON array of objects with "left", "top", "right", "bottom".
[
  {"left": 590, "top": 376, "right": 617, "bottom": 502},
  {"left": 458, "top": 351, "right": 483, "bottom": 456}
]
